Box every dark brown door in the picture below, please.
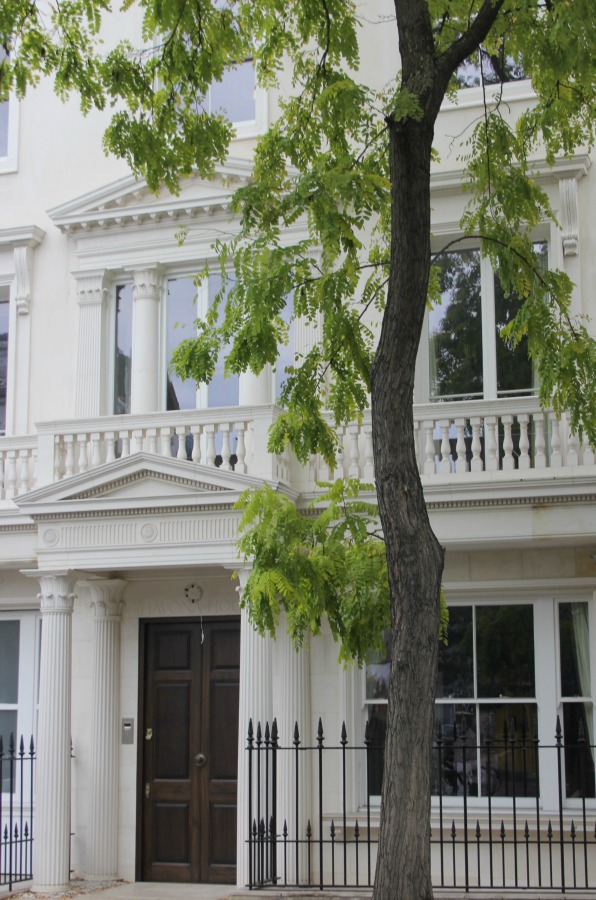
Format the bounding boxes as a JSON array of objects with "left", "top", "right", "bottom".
[{"left": 140, "top": 619, "right": 240, "bottom": 883}]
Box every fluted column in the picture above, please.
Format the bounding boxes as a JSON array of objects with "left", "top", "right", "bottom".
[
  {"left": 276, "top": 620, "right": 311, "bottom": 883},
  {"left": 130, "top": 267, "right": 162, "bottom": 414},
  {"left": 236, "top": 569, "right": 273, "bottom": 886},
  {"left": 32, "top": 571, "right": 78, "bottom": 892},
  {"left": 74, "top": 272, "right": 108, "bottom": 417},
  {"left": 84, "top": 579, "right": 126, "bottom": 880}
]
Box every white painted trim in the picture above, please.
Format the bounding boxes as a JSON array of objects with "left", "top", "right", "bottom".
[{"left": 0, "top": 93, "right": 19, "bottom": 175}]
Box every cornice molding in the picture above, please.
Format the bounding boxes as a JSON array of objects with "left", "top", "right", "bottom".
[
  {"left": 0, "top": 225, "right": 45, "bottom": 249},
  {"left": 430, "top": 154, "right": 591, "bottom": 196}
]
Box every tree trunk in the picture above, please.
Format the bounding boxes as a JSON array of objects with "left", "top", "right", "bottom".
[{"left": 371, "top": 113, "right": 444, "bottom": 900}]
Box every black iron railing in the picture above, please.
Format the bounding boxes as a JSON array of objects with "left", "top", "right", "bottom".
[
  {"left": 246, "top": 715, "right": 596, "bottom": 891},
  {"left": 0, "top": 733, "right": 35, "bottom": 891}
]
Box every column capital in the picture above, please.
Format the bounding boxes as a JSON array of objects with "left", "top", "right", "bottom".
[
  {"left": 73, "top": 270, "right": 109, "bottom": 306},
  {"left": 22, "top": 570, "right": 78, "bottom": 613},
  {"left": 131, "top": 266, "right": 163, "bottom": 302},
  {"left": 81, "top": 578, "right": 127, "bottom": 620}
]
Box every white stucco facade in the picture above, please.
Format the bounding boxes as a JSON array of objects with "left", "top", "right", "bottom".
[{"left": 0, "top": 3, "right": 595, "bottom": 891}]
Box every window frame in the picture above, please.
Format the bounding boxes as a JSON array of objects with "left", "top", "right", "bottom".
[
  {"left": 0, "top": 49, "right": 19, "bottom": 175},
  {"left": 423, "top": 233, "right": 551, "bottom": 404},
  {"left": 361, "top": 593, "right": 596, "bottom": 812}
]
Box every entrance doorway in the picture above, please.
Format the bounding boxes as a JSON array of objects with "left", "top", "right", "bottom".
[{"left": 138, "top": 618, "right": 240, "bottom": 883}]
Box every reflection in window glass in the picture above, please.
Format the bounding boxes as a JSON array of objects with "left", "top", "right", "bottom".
[
  {"left": 210, "top": 60, "right": 256, "bottom": 123},
  {"left": 166, "top": 278, "right": 198, "bottom": 411},
  {"left": 436, "top": 607, "right": 473, "bottom": 698},
  {"left": 495, "top": 242, "right": 546, "bottom": 396},
  {"left": 476, "top": 605, "right": 535, "bottom": 697},
  {"left": 114, "top": 285, "right": 133, "bottom": 415},
  {"left": 429, "top": 250, "right": 483, "bottom": 400},
  {"left": 456, "top": 48, "right": 525, "bottom": 89},
  {"left": 0, "top": 620, "right": 19, "bottom": 703},
  {"left": 208, "top": 274, "right": 239, "bottom": 408},
  {"left": 559, "top": 602, "right": 595, "bottom": 798}
]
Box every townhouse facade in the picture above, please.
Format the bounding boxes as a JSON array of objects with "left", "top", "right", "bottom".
[{"left": 0, "top": 2, "right": 595, "bottom": 891}]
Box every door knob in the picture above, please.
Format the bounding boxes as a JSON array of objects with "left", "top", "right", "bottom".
[{"left": 194, "top": 752, "right": 207, "bottom": 768}]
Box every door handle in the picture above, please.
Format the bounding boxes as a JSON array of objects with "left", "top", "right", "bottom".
[{"left": 194, "top": 752, "right": 207, "bottom": 768}]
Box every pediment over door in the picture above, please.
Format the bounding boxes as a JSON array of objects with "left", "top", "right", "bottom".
[{"left": 15, "top": 453, "right": 283, "bottom": 570}]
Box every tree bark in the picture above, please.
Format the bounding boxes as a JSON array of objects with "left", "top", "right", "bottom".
[{"left": 371, "top": 111, "right": 444, "bottom": 900}]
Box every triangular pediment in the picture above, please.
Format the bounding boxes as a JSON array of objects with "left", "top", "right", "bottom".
[
  {"left": 16, "top": 452, "right": 276, "bottom": 516},
  {"left": 47, "top": 159, "right": 254, "bottom": 234}
]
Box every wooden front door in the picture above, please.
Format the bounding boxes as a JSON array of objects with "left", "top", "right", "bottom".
[{"left": 139, "top": 619, "right": 240, "bottom": 883}]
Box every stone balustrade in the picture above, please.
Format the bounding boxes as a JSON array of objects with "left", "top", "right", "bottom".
[{"left": 0, "top": 398, "right": 593, "bottom": 502}]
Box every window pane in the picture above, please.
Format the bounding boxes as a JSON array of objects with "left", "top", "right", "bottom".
[
  {"left": 366, "top": 641, "right": 390, "bottom": 702},
  {"left": 432, "top": 703, "right": 477, "bottom": 796},
  {"left": 559, "top": 602, "right": 591, "bottom": 697},
  {"left": 457, "top": 48, "right": 525, "bottom": 89},
  {"left": 210, "top": 60, "right": 255, "bottom": 123},
  {"left": 0, "top": 710, "right": 18, "bottom": 791},
  {"left": 208, "top": 274, "right": 239, "bottom": 407},
  {"left": 167, "top": 278, "right": 198, "bottom": 411},
  {"left": 429, "top": 250, "right": 483, "bottom": 400},
  {"left": 437, "top": 607, "right": 473, "bottom": 698},
  {"left": 0, "top": 620, "right": 19, "bottom": 703},
  {"left": 479, "top": 702, "right": 538, "bottom": 797},
  {"left": 494, "top": 243, "right": 545, "bottom": 396},
  {"left": 476, "top": 605, "right": 535, "bottom": 698},
  {"left": 274, "top": 296, "right": 295, "bottom": 403},
  {"left": 366, "top": 704, "right": 386, "bottom": 797},
  {"left": 0, "top": 295, "right": 9, "bottom": 433},
  {"left": 562, "top": 702, "right": 595, "bottom": 798},
  {"left": 114, "top": 284, "right": 133, "bottom": 414}
]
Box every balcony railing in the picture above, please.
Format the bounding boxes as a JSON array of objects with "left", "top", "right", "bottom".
[{"left": 0, "top": 398, "right": 593, "bottom": 501}]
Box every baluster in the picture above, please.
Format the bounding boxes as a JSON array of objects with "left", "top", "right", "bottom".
[
  {"left": 18, "top": 450, "right": 30, "bottom": 495},
  {"left": 205, "top": 425, "right": 216, "bottom": 467},
  {"left": 0, "top": 450, "right": 5, "bottom": 499},
  {"left": 424, "top": 420, "right": 435, "bottom": 475},
  {"left": 502, "top": 415, "right": 515, "bottom": 471},
  {"left": 470, "top": 417, "right": 483, "bottom": 472},
  {"left": 64, "top": 435, "right": 75, "bottom": 477},
  {"left": 566, "top": 414, "right": 580, "bottom": 467},
  {"left": 76, "top": 434, "right": 88, "bottom": 474},
  {"left": 119, "top": 431, "right": 131, "bottom": 458},
  {"left": 105, "top": 432, "right": 116, "bottom": 464},
  {"left": 347, "top": 424, "right": 360, "bottom": 479},
  {"left": 220, "top": 424, "right": 232, "bottom": 470},
  {"left": 549, "top": 412, "right": 563, "bottom": 467},
  {"left": 438, "top": 420, "right": 451, "bottom": 474},
  {"left": 517, "top": 414, "right": 530, "bottom": 470},
  {"left": 362, "top": 423, "right": 374, "bottom": 481},
  {"left": 32, "top": 447, "right": 38, "bottom": 490},
  {"left": 159, "top": 427, "right": 171, "bottom": 458},
  {"left": 54, "top": 436, "right": 63, "bottom": 481},
  {"left": 534, "top": 415, "right": 546, "bottom": 468},
  {"left": 484, "top": 416, "right": 498, "bottom": 471},
  {"left": 132, "top": 429, "right": 144, "bottom": 454},
  {"left": 90, "top": 432, "right": 102, "bottom": 468},
  {"left": 4, "top": 450, "right": 17, "bottom": 498},
  {"left": 581, "top": 433, "right": 595, "bottom": 466},
  {"left": 146, "top": 428, "right": 157, "bottom": 455},
  {"left": 176, "top": 426, "right": 187, "bottom": 461},
  {"left": 191, "top": 425, "right": 202, "bottom": 464},
  {"left": 454, "top": 418, "right": 468, "bottom": 474},
  {"left": 234, "top": 423, "right": 246, "bottom": 473}
]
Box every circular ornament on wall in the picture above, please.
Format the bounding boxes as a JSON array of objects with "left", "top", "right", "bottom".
[
  {"left": 42, "top": 528, "right": 60, "bottom": 547},
  {"left": 184, "top": 582, "right": 203, "bottom": 604},
  {"left": 140, "top": 522, "right": 158, "bottom": 543}
]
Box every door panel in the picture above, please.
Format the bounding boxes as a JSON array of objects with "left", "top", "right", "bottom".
[{"left": 140, "top": 618, "right": 240, "bottom": 883}]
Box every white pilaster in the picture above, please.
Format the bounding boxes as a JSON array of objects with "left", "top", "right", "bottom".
[
  {"left": 84, "top": 579, "right": 126, "bottom": 880},
  {"left": 276, "top": 622, "right": 312, "bottom": 883},
  {"left": 236, "top": 570, "right": 273, "bottom": 887},
  {"left": 31, "top": 571, "right": 78, "bottom": 892},
  {"left": 74, "top": 272, "right": 108, "bottom": 418},
  {"left": 130, "top": 267, "right": 162, "bottom": 414}
]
